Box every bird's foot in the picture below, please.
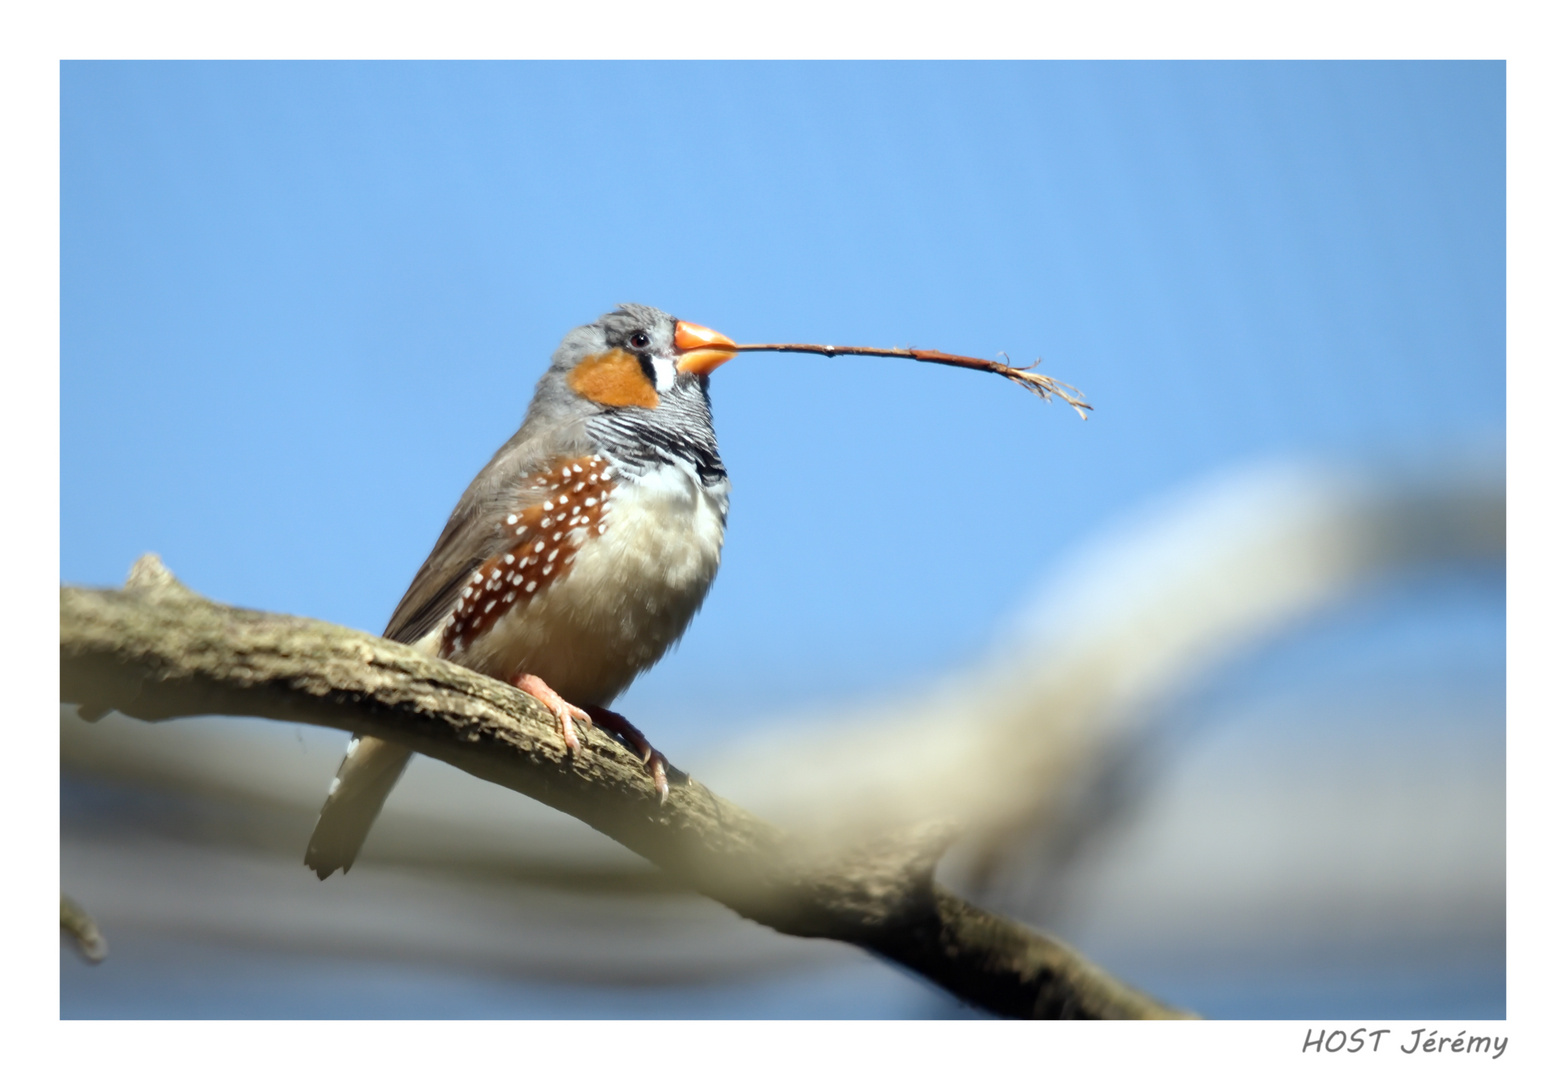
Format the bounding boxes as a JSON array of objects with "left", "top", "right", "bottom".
[
  {"left": 582, "top": 705, "right": 672, "bottom": 803},
  {"left": 510, "top": 676, "right": 672, "bottom": 801},
  {"left": 512, "top": 673, "right": 593, "bottom": 755}
]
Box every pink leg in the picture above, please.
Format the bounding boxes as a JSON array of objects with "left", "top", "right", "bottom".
[
  {"left": 582, "top": 705, "right": 671, "bottom": 803},
  {"left": 512, "top": 673, "right": 593, "bottom": 755}
]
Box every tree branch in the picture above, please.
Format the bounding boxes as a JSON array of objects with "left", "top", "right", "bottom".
[{"left": 59, "top": 555, "right": 1190, "bottom": 1020}]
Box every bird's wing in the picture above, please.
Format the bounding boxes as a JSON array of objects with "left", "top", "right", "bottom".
[
  {"left": 383, "top": 423, "right": 590, "bottom": 644},
  {"left": 382, "top": 498, "right": 494, "bottom": 644}
]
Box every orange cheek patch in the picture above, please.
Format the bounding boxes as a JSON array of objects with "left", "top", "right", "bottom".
[{"left": 567, "top": 348, "right": 659, "bottom": 409}]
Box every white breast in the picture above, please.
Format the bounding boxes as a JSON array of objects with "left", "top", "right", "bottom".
[{"left": 455, "top": 462, "right": 729, "bottom": 705}]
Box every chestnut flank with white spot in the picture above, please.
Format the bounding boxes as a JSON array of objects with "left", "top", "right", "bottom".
[
  {"left": 434, "top": 455, "right": 727, "bottom": 706},
  {"left": 441, "top": 454, "right": 614, "bottom": 655}
]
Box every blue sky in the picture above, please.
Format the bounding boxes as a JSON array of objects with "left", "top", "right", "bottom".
[{"left": 60, "top": 61, "right": 1504, "bottom": 753}]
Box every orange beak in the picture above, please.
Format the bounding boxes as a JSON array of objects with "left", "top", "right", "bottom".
[{"left": 674, "top": 321, "right": 739, "bottom": 376}]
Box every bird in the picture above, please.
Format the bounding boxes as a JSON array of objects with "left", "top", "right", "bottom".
[{"left": 305, "top": 303, "right": 739, "bottom": 879}]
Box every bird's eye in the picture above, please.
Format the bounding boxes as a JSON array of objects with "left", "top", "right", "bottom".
[{"left": 629, "top": 330, "right": 651, "bottom": 350}]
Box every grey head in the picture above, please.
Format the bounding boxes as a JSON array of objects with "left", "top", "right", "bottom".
[
  {"left": 519, "top": 303, "right": 738, "bottom": 484},
  {"left": 518, "top": 304, "right": 729, "bottom": 419}
]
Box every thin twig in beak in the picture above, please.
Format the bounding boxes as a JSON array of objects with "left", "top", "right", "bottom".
[{"left": 729, "top": 342, "right": 1093, "bottom": 418}]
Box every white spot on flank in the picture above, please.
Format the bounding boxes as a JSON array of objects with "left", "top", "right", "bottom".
[
  {"left": 534, "top": 541, "right": 545, "bottom": 553},
  {"left": 504, "top": 592, "right": 515, "bottom": 602},
  {"left": 564, "top": 553, "right": 576, "bottom": 564},
  {"left": 525, "top": 581, "right": 537, "bottom": 593},
  {"left": 484, "top": 600, "right": 496, "bottom": 613},
  {"left": 328, "top": 777, "right": 341, "bottom": 796},
  {"left": 588, "top": 473, "right": 598, "bottom": 482},
  {"left": 542, "top": 565, "right": 553, "bottom": 576},
  {"left": 516, "top": 527, "right": 526, "bottom": 535},
  {"left": 598, "top": 523, "right": 607, "bottom": 534},
  {"left": 345, "top": 738, "right": 361, "bottom": 757},
  {"left": 543, "top": 500, "right": 554, "bottom": 510},
  {"left": 506, "top": 514, "right": 518, "bottom": 525},
  {"left": 461, "top": 587, "right": 472, "bottom": 598},
  {"left": 540, "top": 516, "right": 553, "bottom": 528},
  {"left": 504, "top": 554, "right": 515, "bottom": 564},
  {"left": 584, "top": 497, "right": 597, "bottom": 507},
  {"left": 491, "top": 569, "right": 502, "bottom": 579},
  {"left": 552, "top": 531, "right": 562, "bottom": 540},
  {"left": 472, "top": 572, "right": 484, "bottom": 584},
  {"left": 547, "top": 549, "right": 559, "bottom": 562},
  {"left": 572, "top": 463, "right": 583, "bottom": 473}
]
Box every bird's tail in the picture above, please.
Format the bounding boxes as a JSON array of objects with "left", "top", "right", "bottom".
[{"left": 305, "top": 734, "right": 412, "bottom": 879}]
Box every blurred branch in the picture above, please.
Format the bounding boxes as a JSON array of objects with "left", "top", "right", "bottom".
[
  {"left": 59, "top": 555, "right": 1189, "bottom": 1020},
  {"left": 709, "top": 461, "right": 1506, "bottom": 887},
  {"left": 61, "top": 893, "right": 108, "bottom": 963}
]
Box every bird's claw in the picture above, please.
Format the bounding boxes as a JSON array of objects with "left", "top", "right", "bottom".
[
  {"left": 583, "top": 704, "right": 671, "bottom": 803},
  {"left": 647, "top": 752, "right": 670, "bottom": 804},
  {"left": 512, "top": 677, "right": 670, "bottom": 801},
  {"left": 513, "top": 673, "right": 592, "bottom": 755}
]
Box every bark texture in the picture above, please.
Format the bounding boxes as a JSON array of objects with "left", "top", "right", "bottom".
[{"left": 59, "top": 556, "right": 1191, "bottom": 1020}]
